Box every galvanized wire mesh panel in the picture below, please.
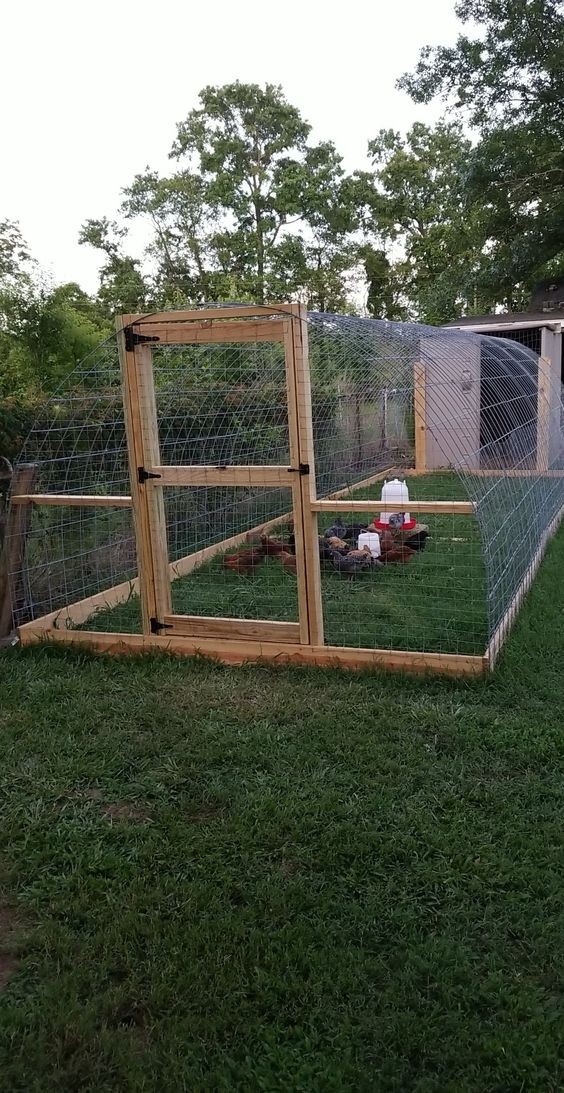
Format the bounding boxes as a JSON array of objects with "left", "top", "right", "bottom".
[
  {"left": 9, "top": 309, "right": 564, "bottom": 659},
  {"left": 306, "top": 314, "right": 564, "bottom": 654},
  {"left": 10, "top": 337, "right": 137, "bottom": 627}
]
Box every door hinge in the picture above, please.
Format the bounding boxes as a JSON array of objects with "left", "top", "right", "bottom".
[
  {"left": 289, "top": 463, "right": 310, "bottom": 476},
  {"left": 150, "top": 617, "right": 173, "bottom": 634},
  {"left": 124, "top": 328, "right": 160, "bottom": 352},
  {"left": 138, "top": 467, "right": 162, "bottom": 484}
]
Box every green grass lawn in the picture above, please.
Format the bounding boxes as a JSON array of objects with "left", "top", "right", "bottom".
[
  {"left": 1, "top": 519, "right": 564, "bottom": 1090},
  {"left": 84, "top": 474, "right": 488, "bottom": 656}
]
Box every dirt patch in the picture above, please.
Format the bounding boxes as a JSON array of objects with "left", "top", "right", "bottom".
[
  {"left": 102, "top": 802, "right": 153, "bottom": 823},
  {"left": 74, "top": 788, "right": 152, "bottom": 823},
  {"left": 0, "top": 953, "right": 19, "bottom": 991},
  {"left": 0, "top": 904, "right": 21, "bottom": 993},
  {"left": 185, "top": 804, "right": 224, "bottom": 824},
  {"left": 279, "top": 858, "right": 300, "bottom": 877},
  {"left": 80, "top": 787, "right": 104, "bottom": 802}
]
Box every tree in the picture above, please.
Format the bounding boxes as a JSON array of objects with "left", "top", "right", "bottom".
[
  {"left": 399, "top": 0, "right": 564, "bottom": 302},
  {"left": 357, "top": 122, "right": 486, "bottom": 323},
  {"left": 109, "top": 82, "right": 361, "bottom": 309},
  {"left": 79, "top": 217, "right": 148, "bottom": 316}
]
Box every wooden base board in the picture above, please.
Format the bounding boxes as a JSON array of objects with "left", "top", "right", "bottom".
[{"left": 18, "top": 625, "right": 487, "bottom": 677}]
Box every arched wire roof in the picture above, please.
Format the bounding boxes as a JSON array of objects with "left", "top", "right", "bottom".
[{"left": 11, "top": 310, "right": 564, "bottom": 656}]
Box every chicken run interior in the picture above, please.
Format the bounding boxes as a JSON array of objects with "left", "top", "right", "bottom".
[{"left": 7, "top": 303, "right": 564, "bottom": 676}]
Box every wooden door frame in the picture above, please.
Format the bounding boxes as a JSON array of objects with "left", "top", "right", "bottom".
[{"left": 116, "top": 305, "right": 324, "bottom": 645}]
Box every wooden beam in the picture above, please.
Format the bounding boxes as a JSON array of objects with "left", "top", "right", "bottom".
[
  {"left": 311, "top": 499, "right": 476, "bottom": 515},
  {"left": 117, "top": 319, "right": 171, "bottom": 632},
  {"left": 0, "top": 464, "right": 37, "bottom": 638},
  {"left": 121, "top": 304, "right": 302, "bottom": 326},
  {"left": 10, "top": 494, "right": 133, "bottom": 508},
  {"left": 162, "top": 615, "right": 300, "bottom": 642},
  {"left": 460, "top": 468, "right": 564, "bottom": 478},
  {"left": 537, "top": 354, "right": 551, "bottom": 474},
  {"left": 19, "top": 626, "right": 487, "bottom": 677},
  {"left": 134, "top": 319, "right": 285, "bottom": 345},
  {"left": 154, "top": 465, "right": 294, "bottom": 488},
  {"left": 486, "top": 503, "right": 564, "bottom": 669},
  {"left": 285, "top": 306, "right": 324, "bottom": 646},
  {"left": 414, "top": 361, "right": 427, "bottom": 473}
]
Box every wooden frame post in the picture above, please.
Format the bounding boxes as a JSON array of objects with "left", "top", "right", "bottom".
[
  {"left": 0, "top": 463, "right": 37, "bottom": 638},
  {"left": 414, "top": 361, "right": 427, "bottom": 472},
  {"left": 537, "top": 355, "right": 551, "bottom": 473},
  {"left": 116, "top": 318, "right": 171, "bottom": 634},
  {"left": 284, "top": 305, "right": 324, "bottom": 646}
]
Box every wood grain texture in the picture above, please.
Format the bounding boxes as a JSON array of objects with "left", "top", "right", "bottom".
[
  {"left": 134, "top": 319, "right": 285, "bottom": 344},
  {"left": 162, "top": 615, "right": 300, "bottom": 642},
  {"left": 154, "top": 465, "right": 294, "bottom": 488},
  {"left": 414, "top": 361, "right": 427, "bottom": 472},
  {"left": 286, "top": 305, "right": 324, "bottom": 645},
  {"left": 537, "top": 355, "right": 551, "bottom": 474},
  {"left": 311, "top": 499, "right": 476, "bottom": 515},
  {"left": 19, "top": 626, "right": 487, "bottom": 677},
  {"left": 122, "top": 304, "right": 303, "bottom": 325},
  {"left": 0, "top": 464, "right": 37, "bottom": 638}
]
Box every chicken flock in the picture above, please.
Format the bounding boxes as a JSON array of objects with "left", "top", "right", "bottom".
[{"left": 223, "top": 518, "right": 428, "bottom": 580}]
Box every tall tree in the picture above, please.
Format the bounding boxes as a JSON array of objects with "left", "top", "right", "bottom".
[
  {"left": 357, "top": 122, "right": 486, "bottom": 324},
  {"left": 399, "top": 0, "right": 564, "bottom": 303},
  {"left": 107, "top": 82, "right": 360, "bottom": 309}
]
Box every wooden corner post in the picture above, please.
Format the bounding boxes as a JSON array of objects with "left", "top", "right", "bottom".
[
  {"left": 537, "top": 355, "right": 551, "bottom": 473},
  {"left": 116, "top": 317, "right": 172, "bottom": 634},
  {"left": 414, "top": 361, "right": 427, "bottom": 472},
  {"left": 0, "top": 463, "right": 37, "bottom": 638},
  {"left": 284, "top": 305, "right": 324, "bottom": 646}
]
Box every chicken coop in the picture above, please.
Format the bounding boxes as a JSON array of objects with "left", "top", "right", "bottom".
[{"left": 4, "top": 303, "right": 564, "bottom": 676}]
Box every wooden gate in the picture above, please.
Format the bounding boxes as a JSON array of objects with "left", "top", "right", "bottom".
[{"left": 117, "top": 304, "right": 324, "bottom": 647}]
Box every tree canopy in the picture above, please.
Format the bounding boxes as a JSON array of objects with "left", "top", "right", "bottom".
[
  {"left": 399, "top": 0, "right": 564, "bottom": 301},
  {"left": 3, "top": 14, "right": 564, "bottom": 414}
]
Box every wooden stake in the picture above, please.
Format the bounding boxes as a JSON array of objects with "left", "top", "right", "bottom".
[
  {"left": 284, "top": 306, "right": 324, "bottom": 646},
  {"left": 414, "top": 361, "right": 427, "bottom": 472},
  {"left": 537, "top": 355, "right": 551, "bottom": 473},
  {"left": 0, "top": 464, "right": 37, "bottom": 638},
  {"left": 117, "top": 318, "right": 171, "bottom": 632}
]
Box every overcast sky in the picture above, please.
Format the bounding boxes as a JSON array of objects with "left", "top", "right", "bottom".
[{"left": 2, "top": 0, "right": 461, "bottom": 293}]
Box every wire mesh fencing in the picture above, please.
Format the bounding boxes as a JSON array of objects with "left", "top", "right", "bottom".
[{"left": 8, "top": 308, "right": 564, "bottom": 662}]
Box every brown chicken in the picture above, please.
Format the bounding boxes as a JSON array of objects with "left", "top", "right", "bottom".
[
  {"left": 378, "top": 529, "right": 395, "bottom": 553},
  {"left": 380, "top": 546, "right": 415, "bottom": 564},
  {"left": 260, "top": 534, "right": 287, "bottom": 556},
  {"left": 278, "top": 550, "right": 297, "bottom": 574},
  {"left": 223, "top": 549, "right": 265, "bottom": 575},
  {"left": 326, "top": 536, "right": 348, "bottom": 552},
  {"left": 347, "top": 545, "right": 373, "bottom": 561}
]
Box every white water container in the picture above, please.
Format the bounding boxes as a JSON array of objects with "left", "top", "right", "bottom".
[
  {"left": 379, "top": 478, "right": 412, "bottom": 528},
  {"left": 357, "top": 530, "right": 381, "bottom": 559}
]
